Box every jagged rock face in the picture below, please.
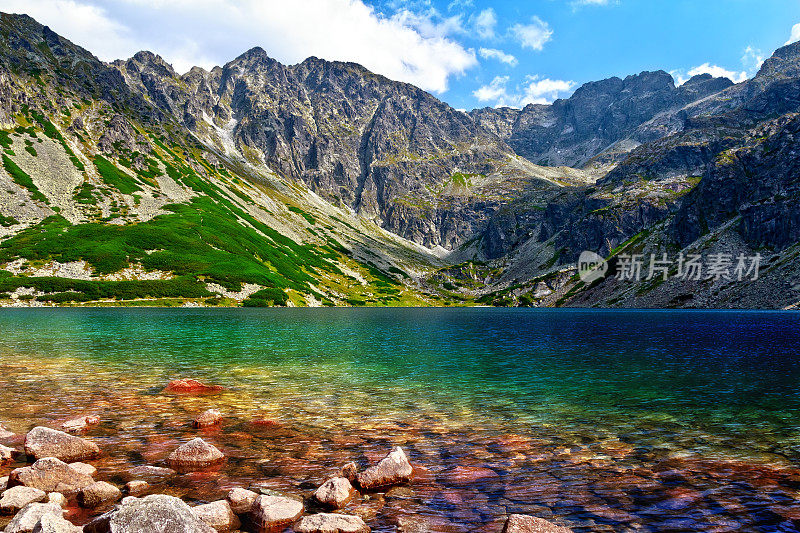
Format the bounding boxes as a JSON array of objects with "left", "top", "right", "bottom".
[
  {"left": 114, "top": 47, "right": 510, "bottom": 247},
  {"left": 471, "top": 71, "right": 733, "bottom": 168},
  {"left": 672, "top": 113, "right": 800, "bottom": 249}
]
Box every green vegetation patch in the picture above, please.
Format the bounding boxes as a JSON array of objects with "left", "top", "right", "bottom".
[
  {"left": 0, "top": 275, "right": 212, "bottom": 302},
  {"left": 2, "top": 154, "right": 48, "bottom": 203},
  {"left": 93, "top": 155, "right": 142, "bottom": 195},
  {"left": 242, "top": 287, "right": 289, "bottom": 307},
  {"left": 0, "top": 213, "right": 18, "bottom": 227},
  {"left": 288, "top": 205, "right": 316, "bottom": 225}
]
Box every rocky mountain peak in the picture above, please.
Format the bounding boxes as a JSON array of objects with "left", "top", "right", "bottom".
[{"left": 756, "top": 40, "right": 800, "bottom": 80}]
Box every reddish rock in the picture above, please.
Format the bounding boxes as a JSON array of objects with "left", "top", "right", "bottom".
[
  {"left": 9, "top": 457, "right": 95, "bottom": 494},
  {"left": 252, "top": 418, "right": 282, "bottom": 428},
  {"left": 295, "top": 513, "right": 370, "bottom": 533},
  {"left": 193, "top": 500, "right": 241, "bottom": 531},
  {"left": 164, "top": 379, "right": 224, "bottom": 394},
  {"left": 61, "top": 416, "right": 100, "bottom": 434},
  {"left": 314, "top": 477, "right": 356, "bottom": 509},
  {"left": 124, "top": 480, "right": 149, "bottom": 496},
  {"left": 167, "top": 438, "right": 225, "bottom": 469},
  {"left": 356, "top": 447, "right": 413, "bottom": 490},
  {"left": 249, "top": 495, "right": 303, "bottom": 531},
  {"left": 503, "top": 514, "right": 572, "bottom": 533},
  {"left": 24, "top": 427, "right": 100, "bottom": 462},
  {"left": 193, "top": 409, "right": 223, "bottom": 429},
  {"left": 340, "top": 462, "right": 358, "bottom": 482},
  {"left": 226, "top": 487, "right": 259, "bottom": 514}
]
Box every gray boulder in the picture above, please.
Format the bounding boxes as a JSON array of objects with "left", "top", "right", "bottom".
[
  {"left": 3, "top": 503, "right": 63, "bottom": 533},
  {"left": 31, "top": 513, "right": 82, "bottom": 533},
  {"left": 313, "top": 477, "right": 355, "bottom": 509},
  {"left": 192, "top": 500, "right": 240, "bottom": 531},
  {"left": 79, "top": 481, "right": 122, "bottom": 508},
  {"left": 225, "top": 487, "right": 258, "bottom": 514},
  {"left": 248, "top": 495, "right": 303, "bottom": 531},
  {"left": 0, "top": 486, "right": 47, "bottom": 514},
  {"left": 8, "top": 457, "right": 95, "bottom": 494},
  {"left": 24, "top": 427, "right": 100, "bottom": 462},
  {"left": 295, "top": 513, "right": 370, "bottom": 533},
  {"left": 356, "top": 447, "right": 412, "bottom": 490},
  {"left": 166, "top": 438, "right": 224, "bottom": 470},
  {"left": 83, "top": 494, "right": 216, "bottom": 533}
]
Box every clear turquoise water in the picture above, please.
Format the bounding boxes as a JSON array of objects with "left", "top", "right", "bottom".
[{"left": 1, "top": 308, "right": 799, "bottom": 532}]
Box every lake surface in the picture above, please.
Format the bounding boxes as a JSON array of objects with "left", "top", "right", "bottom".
[{"left": 1, "top": 308, "right": 799, "bottom": 532}]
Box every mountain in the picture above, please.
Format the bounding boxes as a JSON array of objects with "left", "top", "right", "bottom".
[{"left": 1, "top": 11, "right": 800, "bottom": 309}]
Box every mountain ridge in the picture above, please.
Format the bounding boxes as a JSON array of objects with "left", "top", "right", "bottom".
[{"left": 2, "top": 11, "right": 800, "bottom": 309}]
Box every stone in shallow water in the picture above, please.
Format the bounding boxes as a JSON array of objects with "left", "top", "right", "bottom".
[
  {"left": 79, "top": 481, "right": 122, "bottom": 508},
  {"left": 24, "top": 427, "right": 100, "bottom": 462},
  {"left": 9, "top": 457, "right": 95, "bottom": 494},
  {"left": 503, "top": 514, "right": 572, "bottom": 533},
  {"left": 127, "top": 465, "right": 176, "bottom": 482},
  {"left": 193, "top": 409, "right": 223, "bottom": 428},
  {"left": 226, "top": 487, "right": 258, "bottom": 514},
  {"left": 0, "top": 423, "right": 15, "bottom": 439},
  {"left": 84, "top": 494, "right": 216, "bottom": 533},
  {"left": 1, "top": 476, "right": 8, "bottom": 491},
  {"left": 340, "top": 462, "right": 358, "bottom": 482},
  {"left": 192, "top": 500, "right": 241, "bottom": 531},
  {"left": 31, "top": 512, "right": 83, "bottom": 533},
  {"left": 163, "top": 379, "right": 224, "bottom": 394},
  {"left": 124, "top": 481, "right": 149, "bottom": 496},
  {"left": 0, "top": 486, "right": 47, "bottom": 515},
  {"left": 167, "top": 438, "right": 225, "bottom": 470},
  {"left": 356, "top": 447, "right": 413, "bottom": 490},
  {"left": 248, "top": 495, "right": 303, "bottom": 531},
  {"left": 295, "top": 513, "right": 370, "bottom": 533},
  {"left": 1, "top": 443, "right": 17, "bottom": 464},
  {"left": 61, "top": 416, "right": 100, "bottom": 434},
  {"left": 68, "top": 462, "right": 96, "bottom": 477},
  {"left": 314, "top": 477, "right": 356, "bottom": 509},
  {"left": 4, "top": 502, "right": 63, "bottom": 533},
  {"left": 447, "top": 466, "right": 499, "bottom": 484}
]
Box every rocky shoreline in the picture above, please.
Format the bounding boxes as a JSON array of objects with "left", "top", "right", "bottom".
[{"left": 0, "top": 379, "right": 573, "bottom": 533}]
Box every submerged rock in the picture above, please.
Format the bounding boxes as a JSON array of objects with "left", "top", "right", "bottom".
[
  {"left": 249, "top": 495, "right": 303, "bottom": 531},
  {"left": 226, "top": 487, "right": 258, "bottom": 514},
  {"left": 24, "top": 427, "right": 100, "bottom": 462},
  {"left": 84, "top": 494, "right": 216, "bottom": 533},
  {"left": 193, "top": 409, "right": 223, "bottom": 428},
  {"left": 3, "top": 502, "right": 63, "bottom": 533},
  {"left": 127, "top": 465, "right": 176, "bottom": 482},
  {"left": 0, "top": 423, "right": 15, "bottom": 439},
  {"left": 61, "top": 416, "right": 100, "bottom": 434},
  {"left": 9, "top": 457, "right": 95, "bottom": 493},
  {"left": 123, "top": 481, "right": 149, "bottom": 496},
  {"left": 192, "top": 500, "right": 240, "bottom": 531},
  {"left": 163, "top": 379, "right": 224, "bottom": 394},
  {"left": 503, "top": 514, "right": 572, "bottom": 533},
  {"left": 166, "top": 438, "right": 225, "bottom": 469},
  {"left": 295, "top": 513, "right": 370, "bottom": 533},
  {"left": 31, "top": 512, "right": 83, "bottom": 533},
  {"left": 79, "top": 481, "right": 122, "bottom": 508},
  {"left": 356, "top": 447, "right": 413, "bottom": 490},
  {"left": 314, "top": 477, "right": 355, "bottom": 509},
  {"left": 0, "top": 486, "right": 47, "bottom": 515}
]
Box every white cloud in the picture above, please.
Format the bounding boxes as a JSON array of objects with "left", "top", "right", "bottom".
[
  {"left": 741, "top": 46, "right": 764, "bottom": 76},
  {"left": 473, "top": 74, "right": 574, "bottom": 107},
  {"left": 687, "top": 63, "right": 747, "bottom": 84},
  {"left": 473, "top": 75, "right": 510, "bottom": 103},
  {"left": 2, "top": 0, "right": 478, "bottom": 94},
  {"left": 478, "top": 47, "right": 518, "bottom": 67},
  {"left": 510, "top": 16, "right": 553, "bottom": 51},
  {"left": 786, "top": 22, "right": 800, "bottom": 45},
  {"left": 473, "top": 8, "right": 497, "bottom": 40}
]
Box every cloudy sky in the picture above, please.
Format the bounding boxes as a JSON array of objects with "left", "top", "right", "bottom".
[{"left": 2, "top": 0, "right": 800, "bottom": 110}]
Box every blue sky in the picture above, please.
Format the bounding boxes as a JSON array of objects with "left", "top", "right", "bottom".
[{"left": 4, "top": 0, "right": 800, "bottom": 110}]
